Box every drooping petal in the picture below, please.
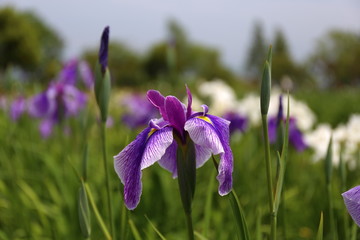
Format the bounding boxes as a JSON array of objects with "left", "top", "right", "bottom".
[
  {"left": 342, "top": 185, "right": 360, "bottom": 226},
  {"left": 207, "top": 115, "right": 233, "bottom": 195},
  {"left": 194, "top": 144, "right": 212, "bottom": 168},
  {"left": 158, "top": 140, "right": 178, "bottom": 177},
  {"left": 165, "top": 96, "right": 186, "bottom": 138},
  {"left": 184, "top": 117, "right": 224, "bottom": 155},
  {"left": 114, "top": 126, "right": 173, "bottom": 210},
  {"left": 141, "top": 126, "right": 173, "bottom": 169},
  {"left": 147, "top": 90, "right": 168, "bottom": 121},
  {"left": 114, "top": 127, "right": 150, "bottom": 209}
]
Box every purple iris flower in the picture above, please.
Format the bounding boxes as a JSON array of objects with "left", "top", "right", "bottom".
[
  {"left": 28, "top": 82, "right": 87, "bottom": 138},
  {"left": 342, "top": 185, "right": 360, "bottom": 226},
  {"left": 268, "top": 96, "right": 307, "bottom": 152},
  {"left": 121, "top": 93, "right": 158, "bottom": 129},
  {"left": 10, "top": 96, "right": 26, "bottom": 121},
  {"left": 57, "top": 59, "right": 94, "bottom": 89},
  {"left": 222, "top": 112, "right": 248, "bottom": 134},
  {"left": 114, "top": 87, "right": 233, "bottom": 210}
]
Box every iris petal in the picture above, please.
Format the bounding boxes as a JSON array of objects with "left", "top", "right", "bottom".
[
  {"left": 158, "top": 140, "right": 178, "bottom": 178},
  {"left": 342, "top": 185, "right": 360, "bottom": 226},
  {"left": 165, "top": 96, "right": 186, "bottom": 138},
  {"left": 147, "top": 90, "right": 168, "bottom": 121},
  {"left": 114, "top": 126, "right": 173, "bottom": 209},
  {"left": 114, "top": 127, "right": 150, "bottom": 210},
  {"left": 184, "top": 117, "right": 224, "bottom": 155},
  {"left": 207, "top": 115, "right": 233, "bottom": 195},
  {"left": 141, "top": 126, "right": 173, "bottom": 169}
]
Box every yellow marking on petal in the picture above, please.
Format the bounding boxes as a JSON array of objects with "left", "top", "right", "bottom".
[
  {"left": 148, "top": 128, "right": 157, "bottom": 138},
  {"left": 196, "top": 115, "right": 212, "bottom": 124}
]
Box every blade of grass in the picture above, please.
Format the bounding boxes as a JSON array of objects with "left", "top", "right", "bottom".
[
  {"left": 316, "top": 212, "right": 323, "bottom": 240},
  {"left": 229, "top": 189, "right": 250, "bottom": 240},
  {"left": 194, "top": 231, "right": 209, "bottom": 240},
  {"left": 129, "top": 219, "right": 142, "bottom": 240},
  {"left": 203, "top": 170, "right": 216, "bottom": 236},
  {"left": 145, "top": 215, "right": 167, "bottom": 240}
]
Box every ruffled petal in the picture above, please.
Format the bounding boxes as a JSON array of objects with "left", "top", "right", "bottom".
[
  {"left": 158, "top": 140, "right": 178, "bottom": 178},
  {"left": 141, "top": 126, "right": 173, "bottom": 169},
  {"left": 342, "top": 185, "right": 360, "bottom": 226},
  {"left": 114, "top": 127, "right": 150, "bottom": 210},
  {"left": 165, "top": 96, "right": 186, "bottom": 138},
  {"left": 207, "top": 115, "right": 233, "bottom": 196},
  {"left": 147, "top": 90, "right": 168, "bottom": 121}
]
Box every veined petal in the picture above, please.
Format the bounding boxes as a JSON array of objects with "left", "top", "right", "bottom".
[
  {"left": 158, "top": 140, "right": 178, "bottom": 178},
  {"left": 147, "top": 90, "right": 168, "bottom": 121},
  {"left": 114, "top": 126, "right": 173, "bottom": 209},
  {"left": 165, "top": 96, "right": 186, "bottom": 138},
  {"left": 195, "top": 144, "right": 212, "bottom": 168},
  {"left": 342, "top": 185, "right": 360, "bottom": 226},
  {"left": 184, "top": 117, "right": 224, "bottom": 155},
  {"left": 207, "top": 115, "right": 233, "bottom": 196},
  {"left": 114, "top": 127, "right": 151, "bottom": 210},
  {"left": 141, "top": 126, "right": 173, "bottom": 169}
]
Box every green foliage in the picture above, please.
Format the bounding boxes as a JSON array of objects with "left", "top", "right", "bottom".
[
  {"left": 0, "top": 7, "right": 41, "bottom": 70},
  {"left": 143, "top": 21, "right": 235, "bottom": 84},
  {"left": 83, "top": 42, "right": 145, "bottom": 87},
  {"left": 308, "top": 30, "right": 360, "bottom": 88},
  {"left": 245, "top": 22, "right": 267, "bottom": 81},
  {"left": 0, "top": 7, "right": 63, "bottom": 84}
]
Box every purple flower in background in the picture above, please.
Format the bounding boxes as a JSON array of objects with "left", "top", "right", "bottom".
[
  {"left": 57, "top": 59, "right": 94, "bottom": 89},
  {"left": 268, "top": 95, "right": 307, "bottom": 152},
  {"left": 99, "top": 26, "right": 109, "bottom": 73},
  {"left": 28, "top": 82, "right": 87, "bottom": 138},
  {"left": 342, "top": 186, "right": 360, "bottom": 226},
  {"left": 121, "top": 93, "right": 158, "bottom": 129},
  {"left": 10, "top": 96, "right": 26, "bottom": 121},
  {"left": 114, "top": 87, "right": 233, "bottom": 209},
  {"left": 222, "top": 111, "right": 248, "bottom": 134}
]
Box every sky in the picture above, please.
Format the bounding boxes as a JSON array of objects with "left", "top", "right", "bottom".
[{"left": 2, "top": 0, "right": 360, "bottom": 72}]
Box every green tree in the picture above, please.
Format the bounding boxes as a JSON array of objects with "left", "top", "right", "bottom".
[
  {"left": 0, "top": 7, "right": 63, "bottom": 84},
  {"left": 143, "top": 20, "right": 234, "bottom": 83},
  {"left": 308, "top": 30, "right": 360, "bottom": 88},
  {"left": 245, "top": 21, "right": 267, "bottom": 81},
  {"left": 0, "top": 7, "right": 41, "bottom": 71}
]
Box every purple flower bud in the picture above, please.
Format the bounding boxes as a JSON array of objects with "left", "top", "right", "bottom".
[
  {"left": 98, "top": 26, "right": 109, "bottom": 73},
  {"left": 342, "top": 185, "right": 360, "bottom": 226}
]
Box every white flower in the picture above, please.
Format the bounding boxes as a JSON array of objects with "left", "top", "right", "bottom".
[
  {"left": 305, "top": 124, "right": 333, "bottom": 162},
  {"left": 198, "top": 79, "right": 236, "bottom": 115}
]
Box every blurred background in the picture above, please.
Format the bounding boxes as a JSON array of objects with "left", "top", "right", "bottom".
[{"left": 1, "top": 1, "right": 360, "bottom": 239}]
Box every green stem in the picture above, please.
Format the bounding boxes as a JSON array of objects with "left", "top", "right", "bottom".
[
  {"left": 85, "top": 183, "right": 112, "bottom": 240},
  {"left": 185, "top": 212, "right": 194, "bottom": 240},
  {"left": 101, "top": 122, "right": 115, "bottom": 239},
  {"left": 327, "top": 183, "right": 337, "bottom": 240},
  {"left": 261, "top": 114, "right": 275, "bottom": 240}
]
